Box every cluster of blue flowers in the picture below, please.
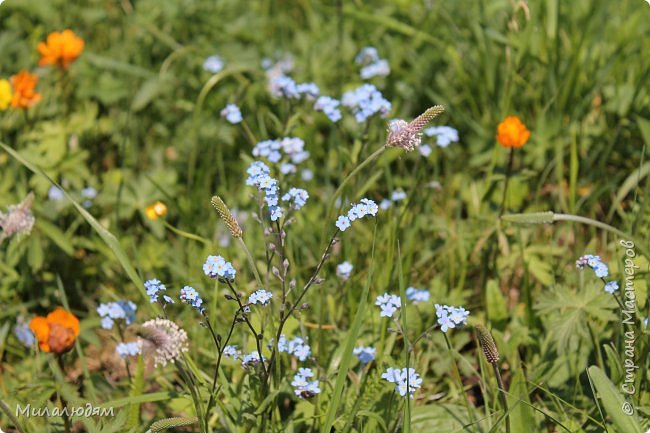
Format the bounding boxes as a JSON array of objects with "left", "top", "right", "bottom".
[
  {"left": 241, "top": 350, "right": 266, "bottom": 368},
  {"left": 382, "top": 367, "right": 423, "bottom": 398},
  {"left": 220, "top": 103, "right": 242, "bottom": 124},
  {"left": 336, "top": 261, "right": 353, "bottom": 280},
  {"left": 314, "top": 96, "right": 342, "bottom": 122},
  {"left": 223, "top": 345, "right": 240, "bottom": 359},
  {"left": 203, "top": 255, "right": 236, "bottom": 280},
  {"left": 576, "top": 254, "right": 618, "bottom": 294},
  {"left": 252, "top": 137, "right": 310, "bottom": 175},
  {"left": 281, "top": 188, "right": 309, "bottom": 209},
  {"left": 97, "top": 300, "right": 137, "bottom": 330},
  {"left": 435, "top": 304, "right": 470, "bottom": 333},
  {"left": 424, "top": 126, "right": 459, "bottom": 148},
  {"left": 203, "top": 55, "right": 224, "bottom": 73},
  {"left": 269, "top": 75, "right": 319, "bottom": 100},
  {"left": 576, "top": 254, "right": 609, "bottom": 278},
  {"left": 291, "top": 368, "right": 321, "bottom": 398},
  {"left": 341, "top": 84, "right": 391, "bottom": 123},
  {"left": 406, "top": 287, "right": 430, "bottom": 304},
  {"left": 115, "top": 341, "right": 141, "bottom": 358},
  {"left": 144, "top": 279, "right": 174, "bottom": 304},
  {"left": 246, "top": 161, "right": 285, "bottom": 221},
  {"left": 355, "top": 47, "right": 390, "bottom": 80},
  {"left": 248, "top": 289, "right": 273, "bottom": 305},
  {"left": 180, "top": 286, "right": 204, "bottom": 312},
  {"left": 278, "top": 335, "right": 311, "bottom": 361},
  {"left": 376, "top": 293, "right": 401, "bottom": 318},
  {"left": 335, "top": 198, "right": 379, "bottom": 231},
  {"left": 353, "top": 346, "right": 376, "bottom": 364}
]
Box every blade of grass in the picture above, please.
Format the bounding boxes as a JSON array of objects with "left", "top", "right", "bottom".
[
  {"left": 321, "top": 220, "right": 378, "bottom": 433},
  {"left": 396, "top": 242, "right": 411, "bottom": 433}
]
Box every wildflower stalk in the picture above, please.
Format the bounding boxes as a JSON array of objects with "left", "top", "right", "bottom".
[
  {"left": 499, "top": 147, "right": 515, "bottom": 216},
  {"left": 501, "top": 211, "right": 650, "bottom": 260},
  {"left": 205, "top": 312, "right": 238, "bottom": 422},
  {"left": 56, "top": 355, "right": 72, "bottom": 433},
  {"left": 210, "top": 196, "right": 264, "bottom": 287},
  {"left": 476, "top": 325, "right": 509, "bottom": 433},
  {"left": 0, "top": 398, "right": 27, "bottom": 433},
  {"left": 223, "top": 280, "right": 268, "bottom": 380},
  {"left": 266, "top": 230, "right": 339, "bottom": 387}
]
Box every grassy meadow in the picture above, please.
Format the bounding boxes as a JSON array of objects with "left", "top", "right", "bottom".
[{"left": 0, "top": 0, "right": 649, "bottom": 432}]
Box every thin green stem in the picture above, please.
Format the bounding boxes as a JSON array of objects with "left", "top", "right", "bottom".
[
  {"left": 492, "top": 363, "right": 510, "bottom": 433},
  {"left": 552, "top": 213, "right": 650, "bottom": 260},
  {"left": 205, "top": 312, "right": 238, "bottom": 423},
  {"left": 499, "top": 147, "right": 515, "bottom": 216},
  {"left": 238, "top": 237, "right": 264, "bottom": 288},
  {"left": 56, "top": 356, "right": 72, "bottom": 433}
]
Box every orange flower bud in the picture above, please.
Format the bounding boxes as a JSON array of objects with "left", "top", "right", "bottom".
[{"left": 496, "top": 115, "right": 530, "bottom": 148}]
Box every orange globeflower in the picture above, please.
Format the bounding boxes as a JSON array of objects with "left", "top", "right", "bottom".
[
  {"left": 497, "top": 115, "right": 530, "bottom": 148},
  {"left": 29, "top": 307, "right": 80, "bottom": 353},
  {"left": 145, "top": 201, "right": 168, "bottom": 220},
  {"left": 10, "top": 71, "right": 42, "bottom": 109},
  {"left": 37, "top": 29, "right": 85, "bottom": 69}
]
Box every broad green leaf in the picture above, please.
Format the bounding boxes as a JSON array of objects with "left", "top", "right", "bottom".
[{"left": 587, "top": 366, "right": 643, "bottom": 433}]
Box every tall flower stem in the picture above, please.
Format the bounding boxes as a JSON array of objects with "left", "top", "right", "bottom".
[
  {"left": 492, "top": 363, "right": 511, "bottom": 433},
  {"left": 266, "top": 231, "right": 339, "bottom": 388},
  {"left": 205, "top": 312, "right": 238, "bottom": 422},
  {"left": 499, "top": 147, "right": 515, "bottom": 216},
  {"left": 223, "top": 281, "right": 268, "bottom": 382},
  {"left": 56, "top": 355, "right": 72, "bottom": 433},
  {"left": 501, "top": 211, "right": 650, "bottom": 261}
]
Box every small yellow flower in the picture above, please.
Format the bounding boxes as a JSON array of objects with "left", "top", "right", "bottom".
[
  {"left": 145, "top": 201, "right": 168, "bottom": 220},
  {"left": 0, "top": 79, "right": 12, "bottom": 110}
]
